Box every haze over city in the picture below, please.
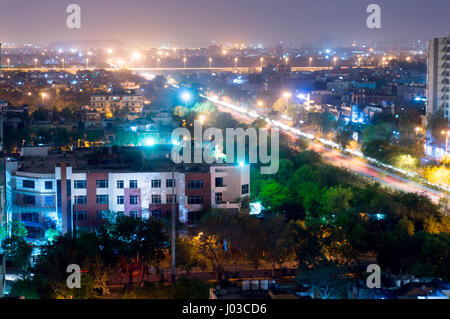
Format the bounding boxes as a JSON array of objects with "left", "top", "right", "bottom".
[{"left": 1, "top": 0, "right": 450, "bottom": 46}]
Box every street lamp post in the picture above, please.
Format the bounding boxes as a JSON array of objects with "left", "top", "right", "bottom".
[
  {"left": 234, "top": 57, "right": 238, "bottom": 69},
  {"left": 183, "top": 57, "right": 187, "bottom": 68},
  {"left": 86, "top": 58, "right": 89, "bottom": 69},
  {"left": 61, "top": 58, "right": 65, "bottom": 69},
  {"left": 34, "top": 58, "right": 38, "bottom": 68},
  {"left": 6, "top": 58, "right": 10, "bottom": 68},
  {"left": 260, "top": 57, "right": 264, "bottom": 70},
  {"left": 209, "top": 57, "right": 212, "bottom": 69},
  {"left": 333, "top": 56, "right": 338, "bottom": 67},
  {"left": 40, "top": 93, "right": 47, "bottom": 106},
  {"left": 309, "top": 57, "right": 313, "bottom": 68}
]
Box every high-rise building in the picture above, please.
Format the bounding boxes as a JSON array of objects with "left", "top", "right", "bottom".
[
  {"left": 426, "top": 34, "right": 450, "bottom": 158},
  {"left": 427, "top": 34, "right": 450, "bottom": 121}
]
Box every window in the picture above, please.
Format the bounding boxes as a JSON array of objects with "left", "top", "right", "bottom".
[
  {"left": 129, "top": 195, "right": 139, "bottom": 205},
  {"left": 215, "top": 177, "right": 224, "bottom": 187},
  {"left": 152, "top": 210, "right": 162, "bottom": 219},
  {"left": 242, "top": 184, "right": 249, "bottom": 195},
  {"left": 151, "top": 179, "right": 161, "bottom": 188},
  {"left": 215, "top": 192, "right": 223, "bottom": 203},
  {"left": 166, "top": 179, "right": 176, "bottom": 188},
  {"left": 96, "top": 180, "right": 108, "bottom": 188},
  {"left": 117, "top": 196, "right": 124, "bottom": 205},
  {"left": 117, "top": 180, "right": 124, "bottom": 189},
  {"left": 23, "top": 195, "right": 36, "bottom": 205},
  {"left": 96, "top": 211, "right": 108, "bottom": 220},
  {"left": 74, "top": 196, "right": 87, "bottom": 204},
  {"left": 151, "top": 195, "right": 161, "bottom": 204},
  {"left": 75, "top": 211, "right": 87, "bottom": 221},
  {"left": 188, "top": 180, "right": 203, "bottom": 189},
  {"left": 129, "top": 180, "right": 138, "bottom": 189},
  {"left": 129, "top": 211, "right": 139, "bottom": 218},
  {"left": 96, "top": 195, "right": 109, "bottom": 204},
  {"left": 21, "top": 212, "right": 39, "bottom": 222},
  {"left": 22, "top": 180, "right": 35, "bottom": 189},
  {"left": 45, "top": 196, "right": 54, "bottom": 206},
  {"left": 45, "top": 181, "right": 53, "bottom": 190},
  {"left": 75, "top": 211, "right": 87, "bottom": 220},
  {"left": 116, "top": 211, "right": 124, "bottom": 217},
  {"left": 74, "top": 180, "right": 86, "bottom": 189},
  {"left": 188, "top": 196, "right": 203, "bottom": 205},
  {"left": 166, "top": 194, "right": 177, "bottom": 203}
]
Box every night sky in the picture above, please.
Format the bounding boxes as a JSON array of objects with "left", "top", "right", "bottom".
[{"left": 0, "top": 0, "right": 449, "bottom": 46}]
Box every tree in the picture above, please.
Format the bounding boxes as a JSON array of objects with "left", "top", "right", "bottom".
[
  {"left": 295, "top": 263, "right": 348, "bottom": 299},
  {"left": 258, "top": 179, "right": 293, "bottom": 211},
  {"left": 175, "top": 236, "right": 206, "bottom": 279}
]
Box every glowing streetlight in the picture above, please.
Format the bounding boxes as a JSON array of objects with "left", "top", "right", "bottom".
[
  {"left": 283, "top": 92, "right": 292, "bottom": 107},
  {"left": 183, "top": 57, "right": 187, "bottom": 68},
  {"left": 333, "top": 56, "right": 338, "bottom": 67},
  {"left": 6, "top": 58, "right": 10, "bottom": 68},
  {"left": 358, "top": 56, "right": 362, "bottom": 67},
  {"left": 34, "top": 58, "right": 38, "bottom": 68},
  {"left": 86, "top": 58, "right": 89, "bottom": 68},
  {"left": 107, "top": 48, "right": 113, "bottom": 54},
  {"left": 256, "top": 100, "right": 264, "bottom": 108},
  {"left": 260, "top": 57, "right": 264, "bottom": 70},
  {"left": 199, "top": 114, "right": 206, "bottom": 124},
  {"left": 61, "top": 58, "right": 65, "bottom": 69},
  {"left": 181, "top": 91, "right": 191, "bottom": 107},
  {"left": 285, "top": 57, "right": 289, "bottom": 65},
  {"left": 40, "top": 92, "right": 48, "bottom": 106},
  {"left": 309, "top": 57, "right": 313, "bottom": 68},
  {"left": 209, "top": 57, "right": 212, "bottom": 69},
  {"left": 234, "top": 57, "right": 238, "bottom": 68}
]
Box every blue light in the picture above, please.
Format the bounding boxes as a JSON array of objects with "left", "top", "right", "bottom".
[{"left": 239, "top": 161, "right": 245, "bottom": 167}]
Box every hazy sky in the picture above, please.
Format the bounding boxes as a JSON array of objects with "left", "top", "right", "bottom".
[{"left": 0, "top": 0, "right": 449, "bottom": 46}]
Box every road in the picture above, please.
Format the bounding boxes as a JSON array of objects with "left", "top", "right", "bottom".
[{"left": 212, "top": 100, "right": 447, "bottom": 205}]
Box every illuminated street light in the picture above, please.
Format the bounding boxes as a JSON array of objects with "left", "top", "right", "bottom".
[
  {"left": 209, "top": 57, "right": 212, "bottom": 69},
  {"left": 333, "top": 56, "right": 338, "bottom": 67},
  {"left": 6, "top": 58, "right": 10, "bottom": 68},
  {"left": 283, "top": 92, "right": 292, "bottom": 107},
  {"left": 199, "top": 114, "right": 206, "bottom": 124},
  {"left": 34, "top": 58, "right": 38, "bottom": 68},
  {"left": 107, "top": 48, "right": 114, "bottom": 54},
  {"left": 181, "top": 91, "right": 191, "bottom": 107},
  {"left": 260, "top": 57, "right": 264, "bottom": 70},
  {"left": 234, "top": 57, "right": 238, "bottom": 68},
  {"left": 40, "top": 92, "right": 48, "bottom": 106},
  {"left": 61, "top": 58, "right": 65, "bottom": 69},
  {"left": 183, "top": 57, "right": 187, "bottom": 68},
  {"left": 309, "top": 57, "right": 313, "bottom": 68},
  {"left": 86, "top": 58, "right": 89, "bottom": 68},
  {"left": 256, "top": 100, "right": 264, "bottom": 108},
  {"left": 285, "top": 57, "right": 289, "bottom": 65}
]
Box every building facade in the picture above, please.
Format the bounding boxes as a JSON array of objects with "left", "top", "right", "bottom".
[
  {"left": 5, "top": 150, "right": 250, "bottom": 241},
  {"left": 90, "top": 89, "right": 145, "bottom": 115},
  {"left": 426, "top": 34, "right": 450, "bottom": 158}
]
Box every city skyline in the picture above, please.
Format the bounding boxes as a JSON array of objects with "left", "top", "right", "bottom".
[{"left": 0, "top": 0, "right": 449, "bottom": 47}]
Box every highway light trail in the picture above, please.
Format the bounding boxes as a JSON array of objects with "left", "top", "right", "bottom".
[{"left": 198, "top": 92, "right": 449, "bottom": 202}]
